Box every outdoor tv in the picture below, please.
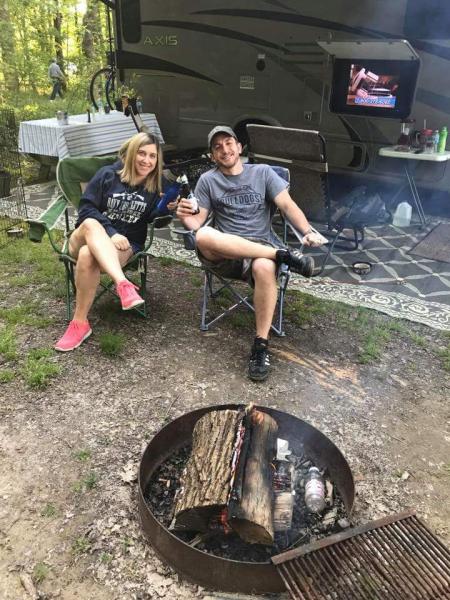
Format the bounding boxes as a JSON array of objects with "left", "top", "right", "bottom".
[{"left": 329, "top": 58, "right": 420, "bottom": 119}]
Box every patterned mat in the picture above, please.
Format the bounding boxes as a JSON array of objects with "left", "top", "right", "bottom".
[
  {"left": 17, "top": 182, "right": 450, "bottom": 332},
  {"left": 409, "top": 222, "right": 450, "bottom": 263}
]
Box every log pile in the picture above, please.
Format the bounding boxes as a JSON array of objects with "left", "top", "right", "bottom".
[{"left": 172, "top": 405, "right": 278, "bottom": 544}]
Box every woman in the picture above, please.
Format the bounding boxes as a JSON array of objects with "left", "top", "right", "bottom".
[{"left": 55, "top": 131, "right": 174, "bottom": 352}]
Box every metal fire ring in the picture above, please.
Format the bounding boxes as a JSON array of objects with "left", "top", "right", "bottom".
[{"left": 138, "top": 404, "right": 355, "bottom": 595}]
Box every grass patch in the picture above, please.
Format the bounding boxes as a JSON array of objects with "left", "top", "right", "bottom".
[
  {"left": 72, "top": 536, "right": 91, "bottom": 555},
  {"left": 100, "top": 552, "right": 112, "bottom": 564},
  {"left": 190, "top": 274, "right": 203, "bottom": 288},
  {"left": 22, "top": 348, "right": 61, "bottom": 389},
  {"left": 0, "top": 327, "right": 18, "bottom": 361},
  {"left": 157, "top": 256, "right": 180, "bottom": 267},
  {"left": 33, "top": 562, "right": 51, "bottom": 584},
  {"left": 438, "top": 344, "right": 450, "bottom": 372},
  {"left": 41, "top": 503, "right": 57, "bottom": 518},
  {"left": 83, "top": 471, "right": 98, "bottom": 490},
  {"left": 229, "top": 311, "right": 254, "bottom": 329},
  {"left": 0, "top": 368, "right": 15, "bottom": 383},
  {"left": 284, "top": 291, "right": 330, "bottom": 325},
  {"left": 73, "top": 449, "right": 91, "bottom": 462},
  {"left": 99, "top": 332, "right": 125, "bottom": 357},
  {"left": 409, "top": 333, "right": 427, "bottom": 347},
  {"left": 0, "top": 303, "right": 53, "bottom": 328}
]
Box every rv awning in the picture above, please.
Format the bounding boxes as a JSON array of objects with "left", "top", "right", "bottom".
[{"left": 317, "top": 39, "right": 419, "bottom": 61}]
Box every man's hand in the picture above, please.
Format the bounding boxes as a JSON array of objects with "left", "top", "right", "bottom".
[
  {"left": 176, "top": 198, "right": 198, "bottom": 217},
  {"left": 111, "top": 233, "right": 131, "bottom": 251},
  {"left": 302, "top": 231, "right": 328, "bottom": 247}
]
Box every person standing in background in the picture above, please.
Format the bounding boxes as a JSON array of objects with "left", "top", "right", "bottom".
[{"left": 48, "top": 59, "right": 65, "bottom": 100}]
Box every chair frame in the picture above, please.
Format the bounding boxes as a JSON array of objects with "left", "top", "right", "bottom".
[{"left": 27, "top": 156, "right": 171, "bottom": 320}]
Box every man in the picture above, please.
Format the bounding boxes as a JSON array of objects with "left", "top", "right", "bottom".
[
  {"left": 48, "top": 59, "right": 65, "bottom": 100},
  {"left": 177, "top": 125, "right": 325, "bottom": 382}
]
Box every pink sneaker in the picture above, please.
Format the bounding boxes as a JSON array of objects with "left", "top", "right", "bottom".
[
  {"left": 116, "top": 280, "right": 145, "bottom": 310},
  {"left": 54, "top": 320, "right": 92, "bottom": 352}
]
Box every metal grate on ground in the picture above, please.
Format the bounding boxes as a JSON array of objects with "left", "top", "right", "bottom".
[
  {"left": 272, "top": 509, "right": 450, "bottom": 599},
  {"left": 0, "top": 108, "right": 27, "bottom": 247}
]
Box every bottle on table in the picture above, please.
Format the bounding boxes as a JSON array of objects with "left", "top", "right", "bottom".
[
  {"left": 97, "top": 97, "right": 104, "bottom": 115},
  {"left": 179, "top": 174, "right": 200, "bottom": 214},
  {"left": 433, "top": 130, "right": 440, "bottom": 153},
  {"left": 304, "top": 466, "right": 326, "bottom": 513},
  {"left": 136, "top": 97, "right": 143, "bottom": 113},
  {"left": 438, "top": 126, "right": 448, "bottom": 153}
]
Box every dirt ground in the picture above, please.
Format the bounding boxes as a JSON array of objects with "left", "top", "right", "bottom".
[{"left": 0, "top": 257, "right": 449, "bottom": 600}]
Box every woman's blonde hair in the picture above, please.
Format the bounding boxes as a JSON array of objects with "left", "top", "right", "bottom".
[{"left": 117, "top": 132, "right": 162, "bottom": 193}]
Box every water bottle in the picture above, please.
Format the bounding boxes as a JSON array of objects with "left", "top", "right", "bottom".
[
  {"left": 304, "top": 467, "right": 326, "bottom": 513},
  {"left": 97, "top": 97, "right": 104, "bottom": 115},
  {"left": 136, "top": 97, "right": 143, "bottom": 114},
  {"left": 156, "top": 179, "right": 182, "bottom": 213},
  {"left": 433, "top": 130, "right": 440, "bottom": 153},
  {"left": 438, "top": 126, "right": 448, "bottom": 153},
  {"left": 392, "top": 201, "right": 412, "bottom": 227},
  {"left": 179, "top": 174, "right": 200, "bottom": 214}
]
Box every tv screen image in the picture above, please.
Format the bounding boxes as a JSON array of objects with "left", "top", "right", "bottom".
[
  {"left": 347, "top": 65, "right": 398, "bottom": 109},
  {"left": 329, "top": 58, "right": 420, "bottom": 119}
]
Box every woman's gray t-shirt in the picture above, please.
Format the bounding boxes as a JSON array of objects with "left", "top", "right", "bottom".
[{"left": 194, "top": 164, "right": 288, "bottom": 242}]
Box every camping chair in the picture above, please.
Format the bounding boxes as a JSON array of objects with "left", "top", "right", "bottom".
[
  {"left": 247, "top": 124, "right": 388, "bottom": 276},
  {"left": 178, "top": 165, "right": 311, "bottom": 337},
  {"left": 27, "top": 156, "right": 171, "bottom": 320}
]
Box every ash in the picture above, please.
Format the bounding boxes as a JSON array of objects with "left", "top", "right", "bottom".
[{"left": 144, "top": 445, "right": 350, "bottom": 563}]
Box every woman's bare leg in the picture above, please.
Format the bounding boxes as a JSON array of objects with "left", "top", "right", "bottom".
[{"left": 69, "top": 218, "right": 130, "bottom": 284}]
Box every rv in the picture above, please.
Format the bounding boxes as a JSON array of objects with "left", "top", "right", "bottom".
[{"left": 113, "top": 0, "right": 450, "bottom": 202}]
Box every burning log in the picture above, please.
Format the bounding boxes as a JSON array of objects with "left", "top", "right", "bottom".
[{"left": 172, "top": 406, "right": 278, "bottom": 545}]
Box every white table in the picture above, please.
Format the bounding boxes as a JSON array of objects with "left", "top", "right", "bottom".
[
  {"left": 19, "top": 111, "right": 164, "bottom": 160},
  {"left": 379, "top": 146, "right": 450, "bottom": 226}
]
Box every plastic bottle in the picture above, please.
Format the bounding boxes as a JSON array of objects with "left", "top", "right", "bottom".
[
  {"left": 136, "top": 97, "right": 143, "bottom": 113},
  {"left": 433, "top": 130, "right": 440, "bottom": 153},
  {"left": 156, "top": 179, "right": 182, "bottom": 213},
  {"left": 438, "top": 126, "right": 448, "bottom": 153},
  {"left": 179, "top": 174, "right": 200, "bottom": 214},
  {"left": 97, "top": 97, "right": 104, "bottom": 115},
  {"left": 392, "top": 201, "right": 412, "bottom": 227},
  {"left": 304, "top": 467, "right": 326, "bottom": 513}
]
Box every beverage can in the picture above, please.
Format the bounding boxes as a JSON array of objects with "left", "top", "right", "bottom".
[{"left": 189, "top": 195, "right": 199, "bottom": 214}]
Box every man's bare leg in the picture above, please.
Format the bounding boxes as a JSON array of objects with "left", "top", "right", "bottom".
[
  {"left": 195, "top": 226, "right": 277, "bottom": 261},
  {"left": 252, "top": 258, "right": 278, "bottom": 339},
  {"left": 69, "top": 218, "right": 129, "bottom": 283}
]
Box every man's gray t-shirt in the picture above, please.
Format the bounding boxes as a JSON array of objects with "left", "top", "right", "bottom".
[{"left": 194, "top": 164, "right": 288, "bottom": 243}]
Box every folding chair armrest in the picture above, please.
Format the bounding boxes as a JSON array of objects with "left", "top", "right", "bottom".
[
  {"left": 142, "top": 215, "right": 173, "bottom": 253},
  {"left": 26, "top": 194, "right": 69, "bottom": 252},
  {"left": 173, "top": 228, "right": 196, "bottom": 251}
]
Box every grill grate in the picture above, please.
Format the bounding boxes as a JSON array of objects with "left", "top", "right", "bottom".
[{"left": 272, "top": 510, "right": 450, "bottom": 599}]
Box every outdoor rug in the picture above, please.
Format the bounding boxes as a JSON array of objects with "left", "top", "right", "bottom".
[
  {"left": 408, "top": 222, "right": 450, "bottom": 263},
  {"left": 16, "top": 182, "right": 450, "bottom": 332}
]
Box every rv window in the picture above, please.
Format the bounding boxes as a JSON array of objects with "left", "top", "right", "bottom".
[{"left": 404, "top": 0, "right": 450, "bottom": 39}]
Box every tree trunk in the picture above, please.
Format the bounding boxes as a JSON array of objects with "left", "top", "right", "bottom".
[
  {"left": 229, "top": 410, "right": 278, "bottom": 544},
  {"left": 82, "top": 0, "right": 100, "bottom": 61},
  {"left": 0, "top": 0, "right": 20, "bottom": 91},
  {"left": 173, "top": 409, "right": 243, "bottom": 532}
]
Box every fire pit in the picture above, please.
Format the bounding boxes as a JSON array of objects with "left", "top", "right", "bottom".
[{"left": 138, "top": 405, "right": 354, "bottom": 595}]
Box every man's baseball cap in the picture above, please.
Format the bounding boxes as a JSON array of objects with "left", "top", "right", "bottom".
[{"left": 207, "top": 126, "right": 238, "bottom": 149}]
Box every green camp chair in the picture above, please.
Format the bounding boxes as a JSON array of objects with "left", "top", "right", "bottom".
[{"left": 27, "top": 156, "right": 171, "bottom": 319}]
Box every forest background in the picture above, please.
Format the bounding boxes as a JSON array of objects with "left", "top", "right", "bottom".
[{"left": 0, "top": 0, "right": 110, "bottom": 123}]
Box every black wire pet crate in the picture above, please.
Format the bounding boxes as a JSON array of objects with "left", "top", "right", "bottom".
[{"left": 0, "top": 109, "right": 27, "bottom": 247}]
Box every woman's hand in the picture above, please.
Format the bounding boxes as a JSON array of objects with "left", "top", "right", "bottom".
[
  {"left": 111, "top": 233, "right": 131, "bottom": 251},
  {"left": 166, "top": 199, "right": 179, "bottom": 212}
]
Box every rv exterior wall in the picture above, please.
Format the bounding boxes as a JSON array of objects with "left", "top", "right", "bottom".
[{"left": 115, "top": 0, "right": 450, "bottom": 194}]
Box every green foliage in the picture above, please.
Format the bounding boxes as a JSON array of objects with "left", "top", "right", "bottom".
[
  {"left": 438, "top": 343, "right": 450, "bottom": 372},
  {"left": 41, "top": 503, "right": 57, "bottom": 518},
  {"left": 99, "top": 332, "right": 125, "bottom": 357},
  {"left": 72, "top": 536, "right": 91, "bottom": 555},
  {"left": 22, "top": 348, "right": 61, "bottom": 388},
  {"left": 0, "top": 369, "right": 15, "bottom": 383},
  {"left": 33, "top": 562, "right": 51, "bottom": 584},
  {"left": 74, "top": 448, "right": 91, "bottom": 462},
  {"left": 100, "top": 552, "right": 112, "bottom": 564},
  {"left": 0, "top": 327, "right": 17, "bottom": 361}
]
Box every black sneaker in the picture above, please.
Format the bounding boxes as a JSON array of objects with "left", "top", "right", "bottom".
[
  {"left": 248, "top": 338, "right": 270, "bottom": 382},
  {"left": 276, "top": 249, "right": 314, "bottom": 277}
]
